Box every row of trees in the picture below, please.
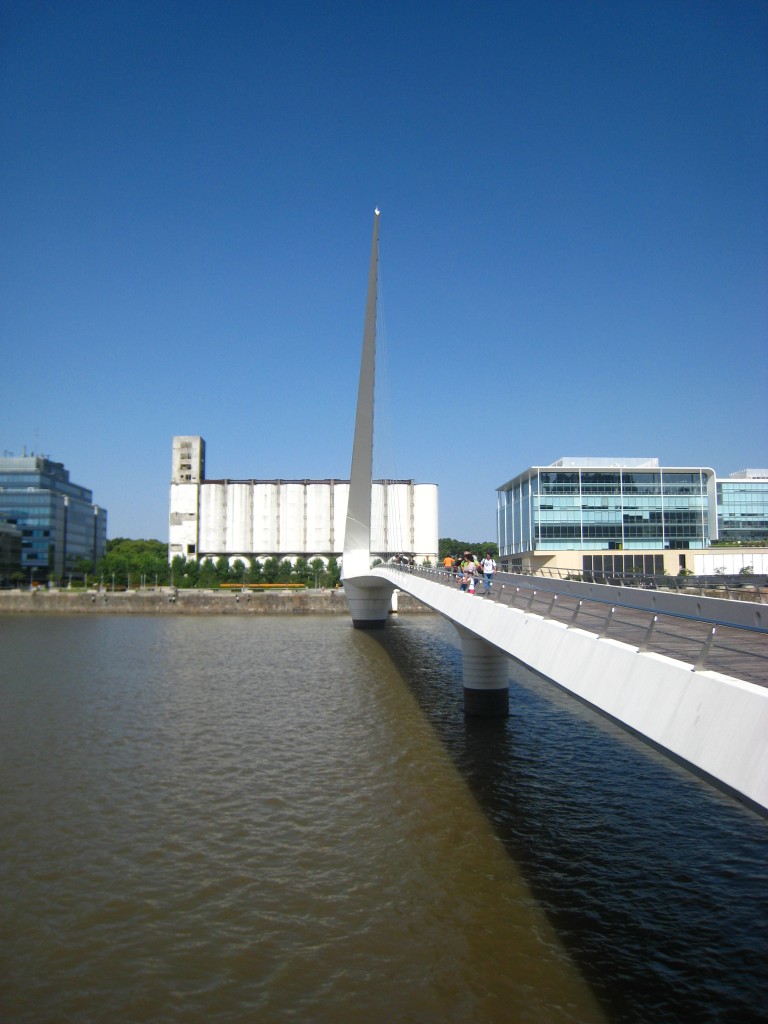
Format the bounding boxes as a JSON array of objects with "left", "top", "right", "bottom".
[
  {"left": 67, "top": 537, "right": 498, "bottom": 589},
  {"left": 438, "top": 538, "right": 498, "bottom": 560},
  {"left": 72, "top": 538, "right": 342, "bottom": 589},
  {"left": 170, "top": 554, "right": 340, "bottom": 589}
]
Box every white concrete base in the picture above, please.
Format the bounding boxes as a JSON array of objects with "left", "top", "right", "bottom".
[
  {"left": 371, "top": 568, "right": 768, "bottom": 813},
  {"left": 457, "top": 627, "right": 510, "bottom": 716},
  {"left": 342, "top": 578, "right": 395, "bottom": 628}
]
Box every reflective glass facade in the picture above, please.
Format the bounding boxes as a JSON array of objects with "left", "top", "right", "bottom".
[
  {"left": 0, "top": 457, "right": 107, "bottom": 579},
  {"left": 0, "top": 522, "right": 22, "bottom": 583},
  {"left": 717, "top": 476, "right": 768, "bottom": 544},
  {"left": 498, "top": 460, "right": 713, "bottom": 557}
]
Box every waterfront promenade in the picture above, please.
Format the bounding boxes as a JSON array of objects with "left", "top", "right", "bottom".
[{"left": 0, "top": 588, "right": 428, "bottom": 615}]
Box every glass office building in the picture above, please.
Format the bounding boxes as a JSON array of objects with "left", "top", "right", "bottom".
[
  {"left": 497, "top": 458, "right": 716, "bottom": 575},
  {"left": 716, "top": 470, "right": 768, "bottom": 545},
  {"left": 0, "top": 521, "right": 22, "bottom": 584},
  {"left": 0, "top": 455, "right": 107, "bottom": 581}
]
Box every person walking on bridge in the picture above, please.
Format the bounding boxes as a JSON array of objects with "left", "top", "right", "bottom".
[{"left": 481, "top": 553, "right": 496, "bottom": 593}]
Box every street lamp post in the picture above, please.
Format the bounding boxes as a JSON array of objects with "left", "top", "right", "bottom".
[
  {"left": 92, "top": 505, "right": 100, "bottom": 565},
  {"left": 61, "top": 495, "right": 69, "bottom": 581}
]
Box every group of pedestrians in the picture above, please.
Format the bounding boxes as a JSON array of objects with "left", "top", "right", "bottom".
[{"left": 442, "top": 551, "right": 496, "bottom": 595}]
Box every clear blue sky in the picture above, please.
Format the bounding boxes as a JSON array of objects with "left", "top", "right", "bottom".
[{"left": 1, "top": 0, "right": 766, "bottom": 542}]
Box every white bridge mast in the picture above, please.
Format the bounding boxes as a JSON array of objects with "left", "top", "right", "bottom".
[{"left": 342, "top": 209, "right": 395, "bottom": 627}]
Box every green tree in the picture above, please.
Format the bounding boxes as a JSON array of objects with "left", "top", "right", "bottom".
[
  {"left": 309, "top": 558, "right": 325, "bottom": 588},
  {"left": 247, "top": 559, "right": 263, "bottom": 584},
  {"left": 170, "top": 555, "right": 190, "bottom": 588},
  {"left": 71, "top": 557, "right": 94, "bottom": 587},
  {"left": 97, "top": 538, "right": 170, "bottom": 586},
  {"left": 438, "top": 538, "right": 498, "bottom": 561},
  {"left": 180, "top": 558, "right": 200, "bottom": 588},
  {"left": 262, "top": 557, "right": 279, "bottom": 583},
  {"left": 325, "top": 556, "right": 341, "bottom": 589},
  {"left": 215, "top": 556, "right": 231, "bottom": 583},
  {"left": 198, "top": 559, "right": 218, "bottom": 588},
  {"left": 277, "top": 559, "right": 293, "bottom": 583},
  {"left": 292, "top": 557, "right": 312, "bottom": 585}
]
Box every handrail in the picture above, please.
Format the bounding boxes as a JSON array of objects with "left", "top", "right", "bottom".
[
  {"left": 500, "top": 564, "right": 767, "bottom": 601},
  {"left": 495, "top": 573, "right": 767, "bottom": 635},
  {"left": 381, "top": 563, "right": 768, "bottom": 681},
  {"left": 388, "top": 564, "right": 767, "bottom": 633}
]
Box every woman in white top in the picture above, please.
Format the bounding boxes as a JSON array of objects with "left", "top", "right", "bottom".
[{"left": 481, "top": 553, "right": 496, "bottom": 593}]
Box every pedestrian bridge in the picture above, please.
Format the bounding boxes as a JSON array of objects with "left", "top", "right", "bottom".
[
  {"left": 340, "top": 211, "right": 768, "bottom": 814},
  {"left": 356, "top": 563, "right": 768, "bottom": 814}
]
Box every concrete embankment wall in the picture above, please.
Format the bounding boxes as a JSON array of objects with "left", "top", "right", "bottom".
[
  {"left": 0, "top": 589, "right": 430, "bottom": 615},
  {"left": 376, "top": 568, "right": 768, "bottom": 814}
]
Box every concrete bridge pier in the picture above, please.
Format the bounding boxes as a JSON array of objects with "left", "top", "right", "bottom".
[
  {"left": 457, "top": 628, "right": 510, "bottom": 716},
  {"left": 344, "top": 579, "right": 395, "bottom": 629}
]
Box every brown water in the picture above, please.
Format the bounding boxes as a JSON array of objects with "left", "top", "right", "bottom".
[{"left": 0, "top": 615, "right": 604, "bottom": 1023}]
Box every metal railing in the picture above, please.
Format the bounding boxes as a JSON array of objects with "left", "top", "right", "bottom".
[
  {"left": 383, "top": 563, "right": 768, "bottom": 684},
  {"left": 499, "top": 564, "right": 767, "bottom": 601}
]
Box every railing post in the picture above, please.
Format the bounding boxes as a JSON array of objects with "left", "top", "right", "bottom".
[
  {"left": 693, "top": 626, "right": 717, "bottom": 671},
  {"left": 570, "top": 599, "right": 582, "bottom": 624},
  {"left": 526, "top": 589, "right": 537, "bottom": 610},
  {"left": 638, "top": 614, "right": 658, "bottom": 651},
  {"left": 598, "top": 606, "right": 615, "bottom": 638}
]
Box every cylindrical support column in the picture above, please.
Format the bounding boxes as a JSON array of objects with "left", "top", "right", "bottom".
[
  {"left": 343, "top": 580, "right": 394, "bottom": 629},
  {"left": 459, "top": 631, "right": 509, "bottom": 716}
]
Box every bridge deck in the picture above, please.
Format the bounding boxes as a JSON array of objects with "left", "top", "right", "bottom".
[
  {"left": 520, "top": 591, "right": 767, "bottom": 687},
  {"left": 394, "top": 568, "right": 768, "bottom": 689}
]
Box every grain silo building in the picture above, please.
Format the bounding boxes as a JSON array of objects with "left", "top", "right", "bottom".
[{"left": 168, "top": 436, "right": 438, "bottom": 567}]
